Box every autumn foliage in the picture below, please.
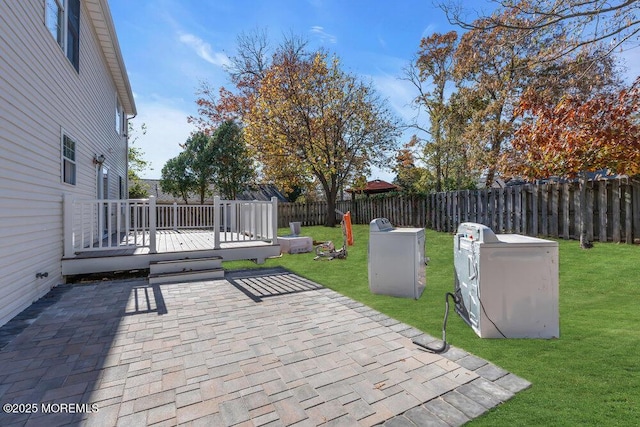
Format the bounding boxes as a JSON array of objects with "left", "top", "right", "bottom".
[
  {"left": 502, "top": 78, "right": 640, "bottom": 179},
  {"left": 245, "top": 51, "right": 399, "bottom": 225}
]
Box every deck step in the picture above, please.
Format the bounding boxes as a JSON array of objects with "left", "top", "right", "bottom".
[
  {"left": 149, "top": 256, "right": 222, "bottom": 275},
  {"left": 148, "top": 267, "right": 225, "bottom": 285},
  {"left": 148, "top": 256, "right": 224, "bottom": 284}
]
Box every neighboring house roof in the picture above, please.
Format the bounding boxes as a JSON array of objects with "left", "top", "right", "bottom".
[
  {"left": 237, "top": 184, "right": 288, "bottom": 202},
  {"left": 140, "top": 179, "right": 288, "bottom": 204},
  {"left": 347, "top": 179, "right": 400, "bottom": 195},
  {"left": 85, "top": 0, "right": 136, "bottom": 115}
]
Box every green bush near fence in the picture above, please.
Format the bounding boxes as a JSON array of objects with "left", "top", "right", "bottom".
[{"left": 225, "top": 224, "right": 640, "bottom": 426}]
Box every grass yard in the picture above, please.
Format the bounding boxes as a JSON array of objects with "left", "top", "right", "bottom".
[{"left": 225, "top": 224, "right": 640, "bottom": 426}]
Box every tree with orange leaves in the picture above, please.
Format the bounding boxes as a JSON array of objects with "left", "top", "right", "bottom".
[
  {"left": 245, "top": 49, "right": 400, "bottom": 226},
  {"left": 502, "top": 78, "right": 640, "bottom": 247}
]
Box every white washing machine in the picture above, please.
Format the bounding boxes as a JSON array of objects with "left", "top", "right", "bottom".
[
  {"left": 454, "top": 222, "right": 559, "bottom": 338},
  {"left": 368, "top": 218, "right": 426, "bottom": 299}
]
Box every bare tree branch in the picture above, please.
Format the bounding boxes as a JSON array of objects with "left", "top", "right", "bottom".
[{"left": 439, "top": 0, "right": 640, "bottom": 60}]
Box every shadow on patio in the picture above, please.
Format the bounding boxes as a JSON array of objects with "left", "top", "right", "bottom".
[{"left": 0, "top": 270, "right": 530, "bottom": 426}]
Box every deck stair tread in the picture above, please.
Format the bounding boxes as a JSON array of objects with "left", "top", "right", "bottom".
[
  {"left": 150, "top": 255, "right": 223, "bottom": 265},
  {"left": 148, "top": 268, "right": 225, "bottom": 284}
]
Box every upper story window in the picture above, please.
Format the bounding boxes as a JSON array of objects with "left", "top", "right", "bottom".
[
  {"left": 46, "top": 0, "right": 80, "bottom": 72},
  {"left": 115, "top": 96, "right": 123, "bottom": 135},
  {"left": 62, "top": 135, "right": 77, "bottom": 185}
]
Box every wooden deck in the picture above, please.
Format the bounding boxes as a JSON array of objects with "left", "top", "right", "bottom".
[{"left": 62, "top": 230, "right": 281, "bottom": 276}]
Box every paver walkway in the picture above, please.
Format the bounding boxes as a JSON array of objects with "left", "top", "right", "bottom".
[{"left": 0, "top": 268, "right": 530, "bottom": 426}]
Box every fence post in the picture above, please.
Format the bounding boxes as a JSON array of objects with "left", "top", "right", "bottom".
[
  {"left": 63, "top": 193, "right": 75, "bottom": 258},
  {"left": 625, "top": 181, "right": 633, "bottom": 244},
  {"left": 531, "top": 185, "right": 538, "bottom": 236},
  {"left": 497, "top": 188, "right": 504, "bottom": 233},
  {"left": 612, "top": 180, "right": 621, "bottom": 243},
  {"left": 562, "top": 183, "right": 570, "bottom": 239},
  {"left": 214, "top": 196, "right": 221, "bottom": 249},
  {"left": 599, "top": 181, "right": 607, "bottom": 242},
  {"left": 515, "top": 186, "right": 522, "bottom": 233}
]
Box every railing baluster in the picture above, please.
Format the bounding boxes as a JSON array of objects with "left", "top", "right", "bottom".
[
  {"left": 149, "top": 196, "right": 157, "bottom": 253},
  {"left": 107, "top": 201, "right": 113, "bottom": 247},
  {"left": 214, "top": 196, "right": 221, "bottom": 249}
]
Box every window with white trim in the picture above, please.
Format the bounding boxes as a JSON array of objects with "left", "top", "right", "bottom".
[
  {"left": 115, "top": 96, "right": 123, "bottom": 135},
  {"left": 45, "top": 0, "right": 80, "bottom": 72},
  {"left": 62, "top": 135, "right": 76, "bottom": 185}
]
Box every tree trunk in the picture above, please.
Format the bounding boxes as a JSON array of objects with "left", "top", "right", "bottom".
[
  {"left": 578, "top": 172, "right": 593, "bottom": 249},
  {"left": 485, "top": 168, "right": 496, "bottom": 188},
  {"left": 325, "top": 195, "right": 337, "bottom": 227},
  {"left": 323, "top": 176, "right": 340, "bottom": 227}
]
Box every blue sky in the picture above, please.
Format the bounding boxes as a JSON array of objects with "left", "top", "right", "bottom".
[
  {"left": 108, "top": 0, "right": 464, "bottom": 181},
  {"left": 109, "top": 0, "right": 639, "bottom": 181}
]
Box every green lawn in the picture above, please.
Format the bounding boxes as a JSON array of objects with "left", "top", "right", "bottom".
[{"left": 225, "top": 225, "right": 640, "bottom": 426}]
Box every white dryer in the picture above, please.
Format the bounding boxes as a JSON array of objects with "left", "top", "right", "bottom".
[
  {"left": 454, "top": 223, "right": 559, "bottom": 338},
  {"left": 368, "top": 218, "right": 426, "bottom": 299}
]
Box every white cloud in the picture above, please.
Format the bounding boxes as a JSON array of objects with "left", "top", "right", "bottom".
[
  {"left": 421, "top": 24, "right": 437, "bottom": 39},
  {"left": 310, "top": 26, "right": 337, "bottom": 44},
  {"left": 620, "top": 47, "right": 640, "bottom": 84},
  {"left": 178, "top": 32, "right": 231, "bottom": 67},
  {"left": 371, "top": 73, "right": 418, "bottom": 125},
  {"left": 129, "top": 98, "right": 197, "bottom": 179}
]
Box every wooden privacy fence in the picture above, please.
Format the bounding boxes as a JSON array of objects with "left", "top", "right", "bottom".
[{"left": 278, "top": 178, "right": 640, "bottom": 244}]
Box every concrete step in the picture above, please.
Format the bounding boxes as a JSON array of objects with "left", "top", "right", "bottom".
[
  {"left": 148, "top": 267, "right": 225, "bottom": 285},
  {"left": 149, "top": 256, "right": 222, "bottom": 275}
]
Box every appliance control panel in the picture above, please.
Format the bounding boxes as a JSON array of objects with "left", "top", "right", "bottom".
[
  {"left": 456, "top": 222, "right": 499, "bottom": 243},
  {"left": 370, "top": 217, "right": 394, "bottom": 232}
]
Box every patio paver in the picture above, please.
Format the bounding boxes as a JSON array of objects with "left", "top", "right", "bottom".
[{"left": 0, "top": 268, "right": 530, "bottom": 426}]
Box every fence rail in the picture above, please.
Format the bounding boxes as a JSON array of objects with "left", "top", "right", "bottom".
[{"left": 277, "top": 178, "right": 640, "bottom": 244}]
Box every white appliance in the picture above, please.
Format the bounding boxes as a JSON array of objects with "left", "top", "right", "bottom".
[
  {"left": 277, "top": 235, "right": 313, "bottom": 254},
  {"left": 453, "top": 222, "right": 559, "bottom": 338},
  {"left": 368, "top": 218, "right": 426, "bottom": 299}
]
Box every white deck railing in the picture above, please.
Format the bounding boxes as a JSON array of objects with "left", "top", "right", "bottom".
[{"left": 63, "top": 194, "right": 278, "bottom": 257}]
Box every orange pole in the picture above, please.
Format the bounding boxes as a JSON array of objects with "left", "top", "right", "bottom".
[{"left": 344, "top": 211, "right": 354, "bottom": 246}]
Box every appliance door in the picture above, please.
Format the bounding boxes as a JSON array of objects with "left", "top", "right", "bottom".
[
  {"left": 454, "top": 237, "right": 480, "bottom": 331},
  {"left": 415, "top": 229, "right": 426, "bottom": 299}
]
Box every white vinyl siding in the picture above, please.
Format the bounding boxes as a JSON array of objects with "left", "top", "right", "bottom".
[{"left": 0, "top": 0, "right": 131, "bottom": 326}]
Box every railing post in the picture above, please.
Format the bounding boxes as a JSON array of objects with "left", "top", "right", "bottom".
[
  {"left": 271, "top": 196, "right": 278, "bottom": 243},
  {"left": 63, "top": 193, "right": 75, "bottom": 258},
  {"left": 214, "top": 196, "right": 221, "bottom": 249},
  {"left": 173, "top": 202, "right": 178, "bottom": 231},
  {"left": 149, "top": 196, "right": 157, "bottom": 253}
]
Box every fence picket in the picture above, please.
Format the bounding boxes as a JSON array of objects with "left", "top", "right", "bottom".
[
  {"left": 612, "top": 180, "right": 621, "bottom": 243},
  {"left": 561, "top": 184, "right": 570, "bottom": 239},
  {"left": 625, "top": 182, "right": 633, "bottom": 244},
  {"left": 598, "top": 181, "right": 607, "bottom": 242}
]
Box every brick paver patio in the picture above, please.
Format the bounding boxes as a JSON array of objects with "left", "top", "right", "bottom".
[{"left": 0, "top": 268, "right": 530, "bottom": 426}]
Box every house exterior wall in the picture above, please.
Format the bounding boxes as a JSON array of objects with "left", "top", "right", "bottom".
[{"left": 0, "top": 0, "right": 134, "bottom": 326}]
